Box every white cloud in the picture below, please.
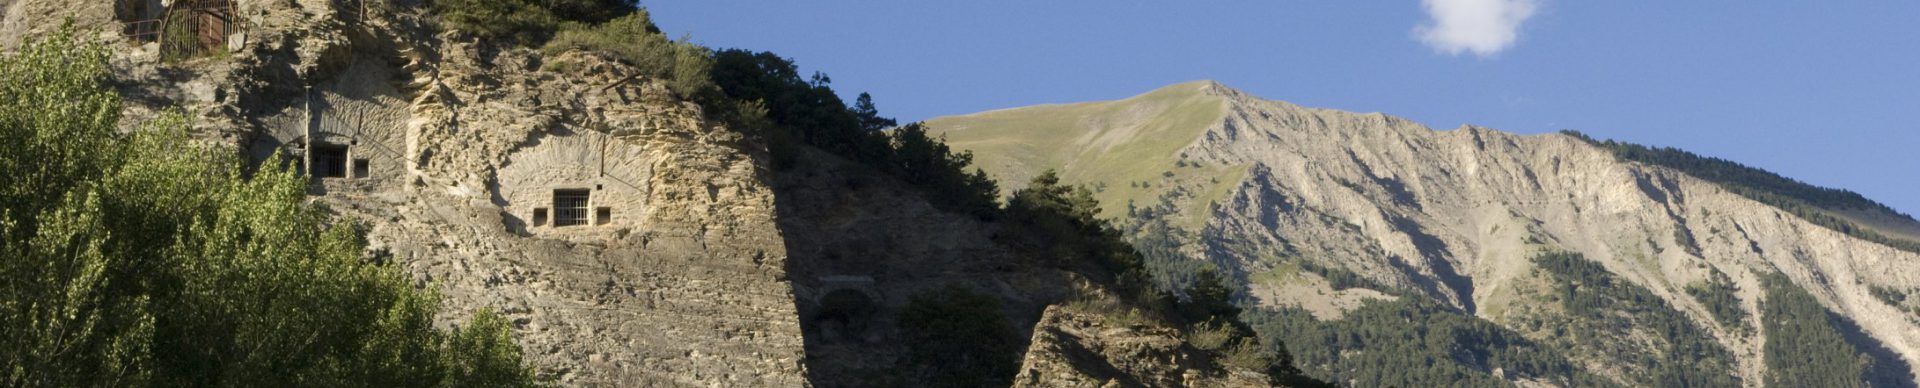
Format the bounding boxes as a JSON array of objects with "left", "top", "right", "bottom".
[{"left": 1416, "top": 0, "right": 1539, "bottom": 57}]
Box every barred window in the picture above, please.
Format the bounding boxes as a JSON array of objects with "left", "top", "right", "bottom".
[
  {"left": 313, "top": 144, "right": 348, "bottom": 178},
  {"left": 553, "top": 189, "right": 591, "bottom": 227}
]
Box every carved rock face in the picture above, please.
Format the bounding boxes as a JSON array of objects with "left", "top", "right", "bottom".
[{"left": 6, "top": 3, "right": 809, "bottom": 385}]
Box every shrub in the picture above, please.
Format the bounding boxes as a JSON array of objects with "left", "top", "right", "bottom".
[
  {"left": 432, "top": 0, "right": 561, "bottom": 44},
  {"left": 432, "top": 0, "right": 639, "bottom": 44},
  {"left": 543, "top": 11, "right": 716, "bottom": 99},
  {"left": 895, "top": 285, "right": 1022, "bottom": 388},
  {"left": 1186, "top": 320, "right": 1238, "bottom": 351}
]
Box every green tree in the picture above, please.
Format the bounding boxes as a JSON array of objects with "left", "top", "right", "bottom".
[
  {"left": 546, "top": 0, "right": 639, "bottom": 25},
  {"left": 1533, "top": 252, "right": 1739, "bottom": 387},
  {"left": 895, "top": 285, "right": 1022, "bottom": 388},
  {"left": 1245, "top": 298, "right": 1613, "bottom": 388},
  {"left": 711, "top": 49, "right": 884, "bottom": 161},
  {"left": 432, "top": 0, "right": 640, "bottom": 44},
  {"left": 1180, "top": 268, "right": 1242, "bottom": 325},
  {"left": 0, "top": 25, "right": 536, "bottom": 388},
  {"left": 886, "top": 123, "right": 999, "bottom": 219},
  {"left": 1760, "top": 273, "right": 1869, "bottom": 388},
  {"left": 852, "top": 92, "right": 896, "bottom": 133},
  {"left": 1685, "top": 268, "right": 1748, "bottom": 332},
  {"left": 709, "top": 49, "right": 1002, "bottom": 218}
]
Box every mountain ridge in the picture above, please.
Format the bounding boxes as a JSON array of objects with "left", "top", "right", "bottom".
[{"left": 930, "top": 81, "right": 1920, "bottom": 386}]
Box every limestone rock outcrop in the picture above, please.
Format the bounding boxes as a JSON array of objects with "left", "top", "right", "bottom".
[{"left": 1013, "top": 305, "right": 1275, "bottom": 388}]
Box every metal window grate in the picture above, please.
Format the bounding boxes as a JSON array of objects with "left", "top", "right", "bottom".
[
  {"left": 553, "top": 190, "right": 590, "bottom": 227},
  {"left": 312, "top": 144, "right": 348, "bottom": 178}
]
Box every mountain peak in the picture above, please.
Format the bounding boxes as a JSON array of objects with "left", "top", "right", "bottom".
[{"left": 1137, "top": 80, "right": 1247, "bottom": 101}]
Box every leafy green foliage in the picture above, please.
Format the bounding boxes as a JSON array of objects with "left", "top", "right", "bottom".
[
  {"left": 544, "top": 0, "right": 640, "bottom": 25},
  {"left": 1760, "top": 273, "right": 1869, "bottom": 387},
  {"left": 441, "top": 310, "right": 539, "bottom": 388},
  {"left": 710, "top": 50, "right": 998, "bottom": 218},
  {"left": 711, "top": 50, "right": 884, "bottom": 159},
  {"left": 1005, "top": 171, "right": 1156, "bottom": 293},
  {"left": 895, "top": 285, "right": 1021, "bottom": 388},
  {"left": 1685, "top": 268, "right": 1749, "bottom": 332},
  {"left": 1179, "top": 269, "right": 1241, "bottom": 325},
  {"left": 431, "top": 0, "right": 562, "bottom": 43},
  {"left": 431, "top": 0, "right": 638, "bottom": 44},
  {"left": 852, "top": 92, "right": 895, "bottom": 133},
  {"left": 1563, "top": 130, "right": 1920, "bottom": 254},
  {"left": 0, "top": 26, "right": 535, "bottom": 387},
  {"left": 1531, "top": 252, "right": 1739, "bottom": 387},
  {"left": 1245, "top": 298, "right": 1612, "bottom": 388},
  {"left": 542, "top": 10, "right": 716, "bottom": 99},
  {"left": 1121, "top": 212, "right": 1211, "bottom": 295},
  {"left": 886, "top": 123, "right": 1001, "bottom": 219}
]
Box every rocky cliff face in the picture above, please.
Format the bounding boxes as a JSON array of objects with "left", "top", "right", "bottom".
[
  {"left": 4, "top": 3, "right": 1289, "bottom": 387},
  {"left": 1013, "top": 305, "right": 1275, "bottom": 388},
  {"left": 931, "top": 81, "right": 1920, "bottom": 386},
  {"left": 5, "top": 1, "right": 806, "bottom": 386}
]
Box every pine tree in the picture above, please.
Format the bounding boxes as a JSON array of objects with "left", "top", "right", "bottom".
[{"left": 853, "top": 92, "right": 897, "bottom": 132}]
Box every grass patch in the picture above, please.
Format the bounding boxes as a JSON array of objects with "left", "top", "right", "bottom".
[{"left": 927, "top": 81, "right": 1231, "bottom": 220}]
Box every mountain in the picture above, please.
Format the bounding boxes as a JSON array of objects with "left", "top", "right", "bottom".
[
  {"left": 929, "top": 81, "right": 1920, "bottom": 386},
  {"left": 11, "top": 0, "right": 1918, "bottom": 385},
  {"left": 0, "top": 2, "right": 1328, "bottom": 387}
]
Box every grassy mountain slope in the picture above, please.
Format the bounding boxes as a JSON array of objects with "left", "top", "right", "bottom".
[{"left": 926, "top": 81, "right": 1239, "bottom": 221}]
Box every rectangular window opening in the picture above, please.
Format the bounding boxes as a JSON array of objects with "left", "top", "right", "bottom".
[
  {"left": 532, "top": 208, "right": 548, "bottom": 227},
  {"left": 312, "top": 144, "right": 348, "bottom": 178},
  {"left": 595, "top": 207, "right": 612, "bottom": 226},
  {"left": 553, "top": 189, "right": 590, "bottom": 227},
  {"left": 353, "top": 158, "right": 370, "bottom": 178}
]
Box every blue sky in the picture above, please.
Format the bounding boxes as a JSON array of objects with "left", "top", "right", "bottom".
[{"left": 647, "top": 1, "right": 1919, "bottom": 216}]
